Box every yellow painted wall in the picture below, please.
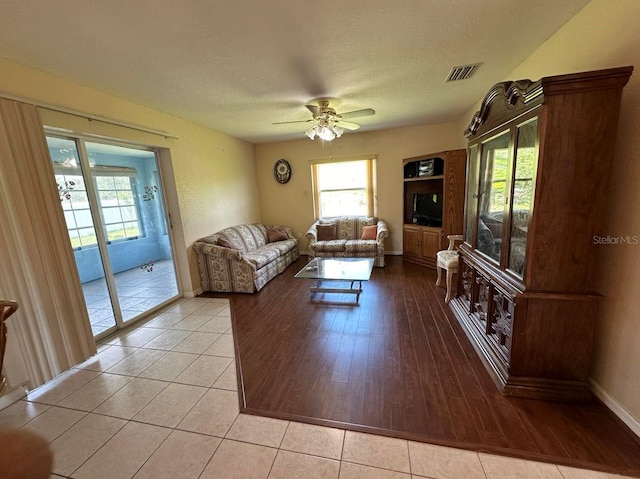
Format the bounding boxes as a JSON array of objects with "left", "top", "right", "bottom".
[
  {"left": 256, "top": 123, "right": 465, "bottom": 253},
  {"left": 0, "top": 57, "right": 259, "bottom": 293},
  {"left": 460, "top": 0, "right": 640, "bottom": 425}
]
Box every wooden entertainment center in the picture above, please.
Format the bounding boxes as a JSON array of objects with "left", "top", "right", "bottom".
[
  {"left": 450, "top": 66, "right": 633, "bottom": 401},
  {"left": 402, "top": 150, "right": 466, "bottom": 268}
]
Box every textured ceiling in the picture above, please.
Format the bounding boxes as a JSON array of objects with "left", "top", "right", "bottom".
[{"left": 0, "top": 0, "right": 590, "bottom": 144}]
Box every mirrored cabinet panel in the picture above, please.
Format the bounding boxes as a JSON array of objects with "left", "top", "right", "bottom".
[
  {"left": 508, "top": 118, "right": 538, "bottom": 276},
  {"left": 477, "top": 131, "right": 510, "bottom": 264}
]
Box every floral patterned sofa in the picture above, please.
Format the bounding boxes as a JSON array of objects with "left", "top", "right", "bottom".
[
  {"left": 306, "top": 216, "right": 389, "bottom": 267},
  {"left": 193, "top": 223, "right": 299, "bottom": 293}
]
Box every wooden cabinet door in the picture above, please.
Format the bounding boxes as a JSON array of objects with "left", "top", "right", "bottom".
[
  {"left": 403, "top": 225, "right": 421, "bottom": 258},
  {"left": 420, "top": 229, "right": 441, "bottom": 261}
]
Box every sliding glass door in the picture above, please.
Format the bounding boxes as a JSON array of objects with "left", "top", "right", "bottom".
[{"left": 46, "top": 135, "right": 179, "bottom": 338}]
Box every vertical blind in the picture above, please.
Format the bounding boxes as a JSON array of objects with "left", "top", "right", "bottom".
[{"left": 0, "top": 98, "right": 95, "bottom": 389}]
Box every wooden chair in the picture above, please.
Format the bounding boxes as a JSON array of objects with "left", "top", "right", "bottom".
[
  {"left": 1, "top": 300, "right": 18, "bottom": 395},
  {"left": 435, "top": 235, "right": 464, "bottom": 303}
]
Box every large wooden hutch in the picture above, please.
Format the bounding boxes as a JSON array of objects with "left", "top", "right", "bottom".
[{"left": 450, "top": 66, "right": 633, "bottom": 401}]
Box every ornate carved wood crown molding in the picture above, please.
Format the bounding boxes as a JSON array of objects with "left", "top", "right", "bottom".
[
  {"left": 465, "top": 79, "right": 539, "bottom": 138},
  {"left": 465, "top": 67, "right": 633, "bottom": 139}
]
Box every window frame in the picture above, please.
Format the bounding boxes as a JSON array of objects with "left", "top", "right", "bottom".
[
  {"left": 94, "top": 172, "right": 142, "bottom": 244},
  {"left": 310, "top": 157, "right": 376, "bottom": 219},
  {"left": 54, "top": 165, "right": 143, "bottom": 249},
  {"left": 55, "top": 171, "right": 96, "bottom": 249}
]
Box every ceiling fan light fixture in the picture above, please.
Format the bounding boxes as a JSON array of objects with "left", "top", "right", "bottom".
[
  {"left": 319, "top": 125, "right": 336, "bottom": 141},
  {"left": 305, "top": 121, "right": 344, "bottom": 141},
  {"left": 283, "top": 99, "right": 373, "bottom": 141},
  {"left": 305, "top": 126, "right": 317, "bottom": 140}
]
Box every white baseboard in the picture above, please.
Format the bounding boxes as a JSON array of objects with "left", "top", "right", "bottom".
[
  {"left": 0, "top": 384, "right": 27, "bottom": 411},
  {"left": 590, "top": 378, "right": 640, "bottom": 438}
]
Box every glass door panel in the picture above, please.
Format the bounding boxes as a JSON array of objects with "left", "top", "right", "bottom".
[
  {"left": 85, "top": 142, "right": 179, "bottom": 324},
  {"left": 47, "top": 135, "right": 180, "bottom": 337},
  {"left": 477, "top": 131, "right": 510, "bottom": 263},
  {"left": 508, "top": 118, "right": 539, "bottom": 276},
  {"left": 47, "top": 137, "right": 117, "bottom": 336}
]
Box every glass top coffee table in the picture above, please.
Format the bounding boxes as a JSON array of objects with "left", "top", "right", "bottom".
[{"left": 294, "top": 257, "right": 375, "bottom": 304}]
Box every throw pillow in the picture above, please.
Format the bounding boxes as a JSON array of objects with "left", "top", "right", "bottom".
[
  {"left": 267, "top": 227, "right": 289, "bottom": 243},
  {"left": 217, "top": 237, "right": 238, "bottom": 249},
  {"left": 361, "top": 225, "right": 378, "bottom": 240},
  {"left": 316, "top": 224, "right": 336, "bottom": 241}
]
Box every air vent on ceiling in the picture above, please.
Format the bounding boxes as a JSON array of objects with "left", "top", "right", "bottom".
[{"left": 445, "top": 63, "right": 482, "bottom": 82}]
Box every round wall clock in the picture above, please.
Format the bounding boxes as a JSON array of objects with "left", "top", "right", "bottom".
[{"left": 274, "top": 158, "right": 291, "bottom": 184}]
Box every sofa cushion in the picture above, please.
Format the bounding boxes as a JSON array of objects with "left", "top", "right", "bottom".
[
  {"left": 244, "top": 246, "right": 282, "bottom": 269},
  {"left": 437, "top": 249, "right": 459, "bottom": 268},
  {"left": 316, "top": 224, "right": 337, "bottom": 241},
  {"left": 218, "top": 224, "right": 268, "bottom": 253},
  {"left": 330, "top": 216, "right": 377, "bottom": 240},
  {"left": 267, "top": 226, "right": 289, "bottom": 242},
  {"left": 197, "top": 234, "right": 222, "bottom": 245},
  {"left": 344, "top": 240, "right": 378, "bottom": 254},
  {"left": 264, "top": 238, "right": 297, "bottom": 255},
  {"left": 361, "top": 225, "right": 378, "bottom": 240},
  {"left": 217, "top": 237, "right": 239, "bottom": 250},
  {"left": 313, "top": 239, "right": 347, "bottom": 252}
]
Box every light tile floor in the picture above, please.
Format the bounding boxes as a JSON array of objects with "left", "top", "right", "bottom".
[
  {"left": 0, "top": 296, "right": 635, "bottom": 479},
  {"left": 83, "top": 259, "right": 179, "bottom": 336}
]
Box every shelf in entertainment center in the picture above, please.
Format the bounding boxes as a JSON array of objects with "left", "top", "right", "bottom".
[{"left": 404, "top": 175, "right": 444, "bottom": 182}]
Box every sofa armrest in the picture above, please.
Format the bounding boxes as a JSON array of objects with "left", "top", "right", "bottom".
[
  {"left": 193, "top": 241, "right": 245, "bottom": 263},
  {"left": 193, "top": 240, "right": 257, "bottom": 293},
  {"left": 306, "top": 221, "right": 319, "bottom": 243},
  {"left": 376, "top": 219, "right": 389, "bottom": 243}
]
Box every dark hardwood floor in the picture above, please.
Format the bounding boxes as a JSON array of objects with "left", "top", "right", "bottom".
[{"left": 206, "top": 256, "right": 640, "bottom": 476}]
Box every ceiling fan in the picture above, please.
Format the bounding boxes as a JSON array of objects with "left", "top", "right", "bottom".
[{"left": 274, "top": 99, "right": 375, "bottom": 141}]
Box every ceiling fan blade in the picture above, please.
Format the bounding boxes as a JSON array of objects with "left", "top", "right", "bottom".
[
  {"left": 305, "top": 104, "right": 320, "bottom": 116},
  {"left": 339, "top": 108, "right": 375, "bottom": 120},
  {"left": 337, "top": 120, "right": 361, "bottom": 130},
  {"left": 272, "top": 119, "right": 314, "bottom": 125}
]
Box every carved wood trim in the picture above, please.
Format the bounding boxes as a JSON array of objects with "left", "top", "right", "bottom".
[
  {"left": 465, "top": 80, "right": 537, "bottom": 137},
  {"left": 465, "top": 67, "right": 633, "bottom": 139}
]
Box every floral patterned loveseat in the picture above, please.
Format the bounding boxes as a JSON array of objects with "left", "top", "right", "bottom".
[
  {"left": 306, "top": 216, "right": 389, "bottom": 267},
  {"left": 193, "top": 223, "right": 299, "bottom": 293}
]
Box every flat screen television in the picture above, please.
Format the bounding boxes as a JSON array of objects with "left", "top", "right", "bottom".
[{"left": 413, "top": 193, "right": 443, "bottom": 227}]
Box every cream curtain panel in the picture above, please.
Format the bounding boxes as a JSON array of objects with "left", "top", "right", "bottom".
[{"left": 0, "top": 98, "right": 95, "bottom": 389}]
